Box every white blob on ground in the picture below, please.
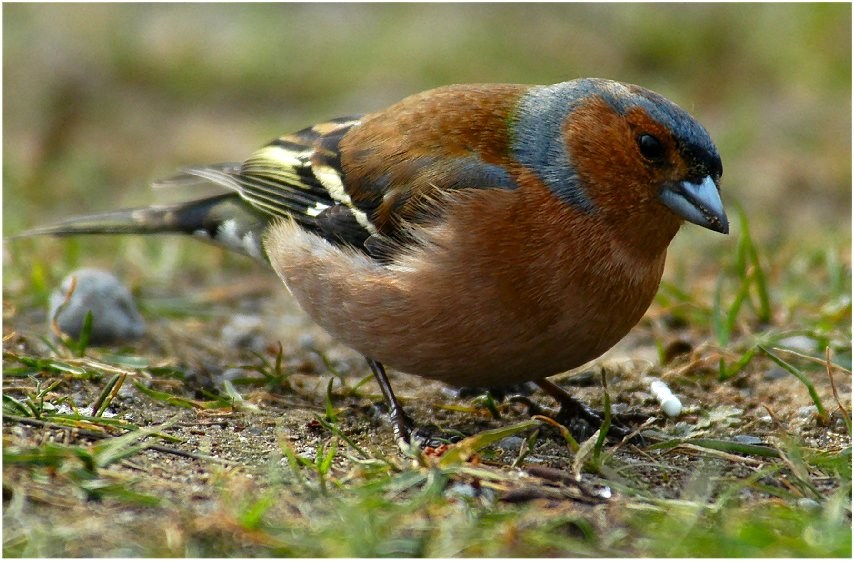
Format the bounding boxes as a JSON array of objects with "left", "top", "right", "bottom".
[{"left": 647, "top": 378, "right": 682, "bottom": 417}]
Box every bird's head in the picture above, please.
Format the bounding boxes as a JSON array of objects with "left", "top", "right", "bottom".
[{"left": 513, "top": 78, "right": 728, "bottom": 235}]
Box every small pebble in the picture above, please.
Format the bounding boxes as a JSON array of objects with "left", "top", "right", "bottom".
[
  {"left": 220, "top": 314, "right": 265, "bottom": 351},
  {"left": 595, "top": 486, "right": 612, "bottom": 499},
  {"left": 762, "top": 367, "right": 789, "bottom": 381},
  {"left": 298, "top": 333, "right": 317, "bottom": 349},
  {"left": 797, "top": 405, "right": 818, "bottom": 418},
  {"left": 496, "top": 436, "right": 525, "bottom": 453},
  {"left": 49, "top": 268, "right": 144, "bottom": 344},
  {"left": 797, "top": 497, "right": 821, "bottom": 511},
  {"left": 777, "top": 335, "right": 816, "bottom": 354},
  {"left": 609, "top": 402, "right": 630, "bottom": 416},
  {"left": 731, "top": 434, "right": 764, "bottom": 445},
  {"left": 446, "top": 482, "right": 478, "bottom": 499},
  {"left": 831, "top": 410, "right": 849, "bottom": 432}
]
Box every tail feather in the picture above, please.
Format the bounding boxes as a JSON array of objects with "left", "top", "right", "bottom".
[{"left": 15, "top": 194, "right": 272, "bottom": 262}]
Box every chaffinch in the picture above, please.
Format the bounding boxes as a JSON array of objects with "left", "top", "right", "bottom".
[{"left": 23, "top": 78, "right": 728, "bottom": 443}]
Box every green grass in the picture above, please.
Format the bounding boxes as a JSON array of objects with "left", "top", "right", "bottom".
[{"left": 3, "top": 235, "right": 851, "bottom": 554}]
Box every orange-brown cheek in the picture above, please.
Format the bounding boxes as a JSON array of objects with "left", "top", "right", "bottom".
[{"left": 562, "top": 99, "right": 653, "bottom": 208}]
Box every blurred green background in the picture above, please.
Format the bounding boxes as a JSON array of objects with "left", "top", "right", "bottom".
[{"left": 3, "top": 3, "right": 851, "bottom": 250}]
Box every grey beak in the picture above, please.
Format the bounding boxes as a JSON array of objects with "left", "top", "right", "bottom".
[{"left": 660, "top": 175, "right": 729, "bottom": 234}]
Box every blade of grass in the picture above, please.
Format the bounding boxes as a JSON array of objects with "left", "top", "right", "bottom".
[
  {"left": 132, "top": 380, "right": 232, "bottom": 410},
  {"left": 438, "top": 419, "right": 540, "bottom": 467},
  {"left": 324, "top": 378, "right": 338, "bottom": 423},
  {"left": 759, "top": 346, "right": 828, "bottom": 422},
  {"left": 720, "top": 345, "right": 758, "bottom": 381},
  {"left": 648, "top": 438, "right": 780, "bottom": 458},
  {"left": 737, "top": 209, "right": 771, "bottom": 323},
  {"left": 593, "top": 369, "right": 612, "bottom": 463},
  {"left": 91, "top": 373, "right": 128, "bottom": 417},
  {"left": 687, "top": 439, "right": 780, "bottom": 458},
  {"left": 535, "top": 415, "right": 580, "bottom": 453},
  {"left": 3, "top": 394, "right": 32, "bottom": 416},
  {"left": 314, "top": 415, "right": 370, "bottom": 460}
]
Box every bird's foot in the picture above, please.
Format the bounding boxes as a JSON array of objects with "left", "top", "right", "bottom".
[
  {"left": 552, "top": 396, "right": 633, "bottom": 441},
  {"left": 508, "top": 379, "right": 642, "bottom": 444},
  {"left": 374, "top": 403, "right": 457, "bottom": 450},
  {"left": 453, "top": 382, "right": 539, "bottom": 401}
]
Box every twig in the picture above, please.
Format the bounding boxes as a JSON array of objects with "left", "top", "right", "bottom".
[
  {"left": 772, "top": 346, "right": 852, "bottom": 374},
  {"left": 673, "top": 443, "right": 768, "bottom": 467},
  {"left": 50, "top": 274, "right": 78, "bottom": 340},
  {"left": 825, "top": 346, "right": 851, "bottom": 435}
]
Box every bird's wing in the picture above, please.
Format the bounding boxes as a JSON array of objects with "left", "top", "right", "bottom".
[{"left": 201, "top": 97, "right": 522, "bottom": 258}]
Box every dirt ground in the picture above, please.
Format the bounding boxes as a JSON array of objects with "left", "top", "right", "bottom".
[{"left": 3, "top": 267, "right": 850, "bottom": 556}]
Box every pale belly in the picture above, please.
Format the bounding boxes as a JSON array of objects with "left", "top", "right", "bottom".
[{"left": 264, "top": 217, "right": 665, "bottom": 387}]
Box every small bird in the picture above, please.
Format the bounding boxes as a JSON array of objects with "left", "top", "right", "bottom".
[{"left": 21, "top": 78, "right": 728, "bottom": 443}]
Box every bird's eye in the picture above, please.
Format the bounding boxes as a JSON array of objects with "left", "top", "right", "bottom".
[{"left": 637, "top": 134, "right": 665, "bottom": 162}]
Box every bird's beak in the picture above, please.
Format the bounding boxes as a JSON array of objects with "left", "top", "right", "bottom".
[{"left": 660, "top": 175, "right": 729, "bottom": 234}]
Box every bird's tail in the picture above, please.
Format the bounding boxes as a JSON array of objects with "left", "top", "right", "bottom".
[{"left": 15, "top": 193, "right": 272, "bottom": 262}]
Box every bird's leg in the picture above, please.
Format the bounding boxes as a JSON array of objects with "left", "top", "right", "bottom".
[
  {"left": 534, "top": 378, "right": 632, "bottom": 439},
  {"left": 366, "top": 358, "right": 415, "bottom": 443},
  {"left": 366, "top": 358, "right": 456, "bottom": 448}
]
